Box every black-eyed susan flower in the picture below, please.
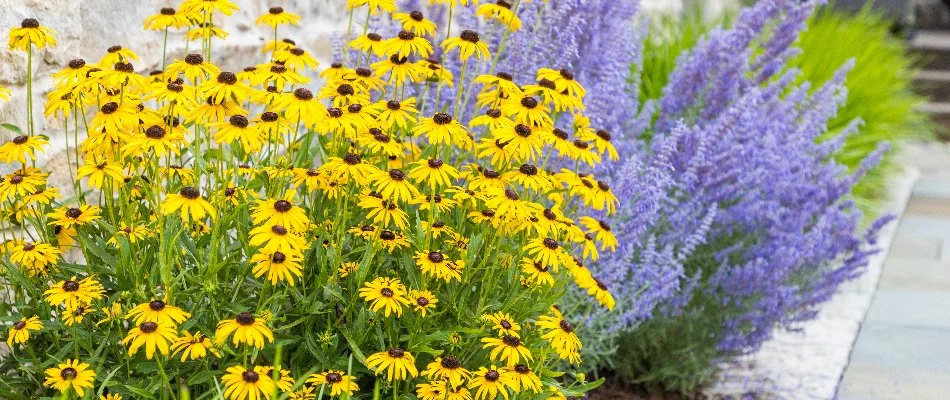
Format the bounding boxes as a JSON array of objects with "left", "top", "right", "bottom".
[
  {"left": 8, "top": 18, "right": 57, "bottom": 51},
  {"left": 98, "top": 45, "right": 140, "bottom": 68},
  {"left": 500, "top": 95, "right": 553, "bottom": 129},
  {"left": 0, "top": 170, "right": 44, "bottom": 201},
  {"left": 371, "top": 168, "right": 421, "bottom": 203},
  {"left": 359, "top": 277, "right": 411, "bottom": 317},
  {"left": 255, "top": 63, "right": 310, "bottom": 91},
  {"left": 491, "top": 124, "right": 544, "bottom": 161},
  {"left": 469, "top": 366, "right": 517, "bottom": 400},
  {"left": 536, "top": 307, "right": 582, "bottom": 363},
  {"left": 171, "top": 331, "right": 221, "bottom": 362},
  {"left": 101, "top": 393, "right": 123, "bottom": 400},
  {"left": 44, "top": 276, "right": 105, "bottom": 308},
  {"left": 365, "top": 347, "right": 419, "bottom": 381},
  {"left": 384, "top": 30, "right": 434, "bottom": 58},
  {"left": 476, "top": 1, "right": 522, "bottom": 31},
  {"left": 96, "top": 302, "right": 123, "bottom": 327},
  {"left": 126, "top": 299, "right": 191, "bottom": 326},
  {"left": 417, "top": 58, "right": 455, "bottom": 86},
  {"left": 256, "top": 6, "right": 301, "bottom": 28},
  {"left": 537, "top": 68, "right": 586, "bottom": 99},
  {"left": 408, "top": 158, "right": 460, "bottom": 188},
  {"left": 122, "top": 320, "right": 179, "bottom": 359},
  {"left": 578, "top": 275, "right": 615, "bottom": 311},
  {"left": 288, "top": 386, "right": 316, "bottom": 400},
  {"left": 503, "top": 364, "right": 543, "bottom": 394},
  {"left": 409, "top": 289, "right": 438, "bottom": 317},
  {"left": 339, "top": 261, "right": 360, "bottom": 278},
  {"left": 275, "top": 47, "right": 320, "bottom": 72},
  {"left": 520, "top": 257, "right": 555, "bottom": 287},
  {"left": 201, "top": 71, "right": 252, "bottom": 103},
  {"left": 63, "top": 304, "right": 93, "bottom": 326},
  {"left": 322, "top": 153, "right": 380, "bottom": 185},
  {"left": 275, "top": 88, "right": 328, "bottom": 128},
  {"left": 375, "top": 98, "right": 419, "bottom": 130},
  {"left": 9, "top": 241, "right": 60, "bottom": 276},
  {"left": 76, "top": 159, "right": 124, "bottom": 189},
  {"left": 442, "top": 30, "right": 491, "bottom": 61},
  {"left": 166, "top": 53, "right": 221, "bottom": 83},
  {"left": 580, "top": 127, "right": 619, "bottom": 162},
  {"left": 423, "top": 356, "right": 471, "bottom": 387},
  {"left": 393, "top": 11, "right": 437, "bottom": 36},
  {"left": 215, "top": 312, "right": 275, "bottom": 349},
  {"left": 347, "top": 0, "right": 398, "bottom": 15},
  {"left": 221, "top": 365, "right": 276, "bottom": 400},
  {"left": 481, "top": 312, "right": 521, "bottom": 337},
  {"left": 306, "top": 370, "right": 360, "bottom": 397},
  {"left": 0, "top": 135, "right": 47, "bottom": 163},
  {"left": 212, "top": 115, "right": 266, "bottom": 152},
  {"left": 162, "top": 186, "right": 216, "bottom": 222},
  {"left": 251, "top": 250, "right": 304, "bottom": 286},
  {"left": 350, "top": 32, "right": 388, "bottom": 58},
  {"left": 44, "top": 359, "right": 95, "bottom": 396},
  {"left": 373, "top": 54, "right": 425, "bottom": 85},
  {"left": 6, "top": 316, "right": 42, "bottom": 346},
  {"left": 358, "top": 194, "right": 410, "bottom": 230},
  {"left": 144, "top": 7, "right": 192, "bottom": 30},
  {"left": 414, "top": 250, "right": 463, "bottom": 282},
  {"left": 123, "top": 124, "right": 185, "bottom": 157},
  {"left": 181, "top": 0, "right": 240, "bottom": 15},
  {"left": 579, "top": 216, "right": 618, "bottom": 251},
  {"left": 249, "top": 224, "right": 308, "bottom": 255},
  {"left": 523, "top": 237, "right": 572, "bottom": 270}
]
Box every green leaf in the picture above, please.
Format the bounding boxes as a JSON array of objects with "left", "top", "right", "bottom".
[{"left": 0, "top": 123, "right": 23, "bottom": 135}]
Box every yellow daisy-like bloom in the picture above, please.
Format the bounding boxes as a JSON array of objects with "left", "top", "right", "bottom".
[
  {"left": 476, "top": 1, "right": 522, "bottom": 31},
  {"left": 578, "top": 274, "right": 616, "bottom": 311},
  {"left": 288, "top": 386, "right": 316, "bottom": 400},
  {"left": 520, "top": 257, "right": 555, "bottom": 287},
  {"left": 347, "top": 0, "right": 398, "bottom": 14},
  {"left": 321, "top": 153, "right": 380, "bottom": 186},
  {"left": 482, "top": 335, "right": 533, "bottom": 367},
  {"left": 250, "top": 250, "right": 304, "bottom": 286},
  {"left": 442, "top": 30, "right": 491, "bottom": 61},
  {"left": 536, "top": 307, "right": 582, "bottom": 362},
  {"left": 350, "top": 32, "right": 388, "bottom": 57},
  {"left": 537, "top": 68, "right": 586, "bottom": 99},
  {"left": 275, "top": 88, "right": 328, "bottom": 128},
  {"left": 76, "top": 159, "right": 124, "bottom": 189},
  {"left": 248, "top": 224, "right": 308, "bottom": 255},
  {"left": 44, "top": 359, "right": 95, "bottom": 396},
  {"left": 409, "top": 289, "right": 438, "bottom": 317},
  {"left": 47, "top": 205, "right": 100, "bottom": 229},
  {"left": 212, "top": 115, "right": 266, "bottom": 152},
  {"left": 358, "top": 277, "right": 412, "bottom": 317},
  {"left": 122, "top": 320, "right": 179, "bottom": 360},
  {"left": 97, "top": 302, "right": 123, "bottom": 327},
  {"left": 171, "top": 331, "right": 220, "bottom": 361},
  {"left": 44, "top": 276, "right": 105, "bottom": 308},
  {"left": 275, "top": 47, "right": 321, "bottom": 72},
  {"left": 101, "top": 394, "right": 123, "bottom": 400},
  {"left": 384, "top": 30, "right": 434, "bottom": 58},
  {"left": 503, "top": 364, "right": 543, "bottom": 394},
  {"left": 481, "top": 312, "right": 521, "bottom": 338},
  {"left": 417, "top": 58, "right": 455, "bottom": 86},
  {"left": 375, "top": 98, "right": 419, "bottom": 130},
  {"left": 166, "top": 53, "right": 221, "bottom": 83},
  {"left": 370, "top": 168, "right": 421, "bottom": 204},
  {"left": 255, "top": 63, "right": 310, "bottom": 91},
  {"left": 221, "top": 365, "right": 276, "bottom": 400},
  {"left": 144, "top": 7, "right": 193, "bottom": 30},
  {"left": 365, "top": 347, "right": 419, "bottom": 381},
  {"left": 6, "top": 316, "right": 42, "bottom": 346},
  {"left": 126, "top": 299, "right": 192, "bottom": 326},
  {"left": 500, "top": 95, "right": 554, "bottom": 129},
  {"left": 0, "top": 134, "right": 47, "bottom": 164},
  {"left": 9, "top": 241, "right": 60, "bottom": 277},
  {"left": 63, "top": 304, "right": 93, "bottom": 326},
  {"left": 339, "top": 261, "right": 360, "bottom": 278},
  {"left": 201, "top": 71, "right": 252, "bottom": 104},
  {"left": 423, "top": 355, "right": 471, "bottom": 387},
  {"left": 8, "top": 18, "right": 57, "bottom": 51},
  {"left": 181, "top": 0, "right": 240, "bottom": 16},
  {"left": 123, "top": 124, "right": 185, "bottom": 158},
  {"left": 522, "top": 237, "right": 571, "bottom": 270},
  {"left": 215, "top": 311, "right": 275, "bottom": 349},
  {"left": 163, "top": 186, "right": 216, "bottom": 222},
  {"left": 408, "top": 158, "right": 460, "bottom": 188},
  {"left": 468, "top": 366, "right": 517, "bottom": 400},
  {"left": 414, "top": 250, "right": 463, "bottom": 282},
  {"left": 414, "top": 112, "right": 473, "bottom": 149},
  {"left": 98, "top": 45, "right": 140, "bottom": 68},
  {"left": 256, "top": 6, "right": 301, "bottom": 27},
  {"left": 491, "top": 123, "right": 544, "bottom": 162},
  {"left": 0, "top": 85, "right": 10, "bottom": 101},
  {"left": 393, "top": 11, "right": 437, "bottom": 36},
  {"left": 306, "top": 370, "right": 360, "bottom": 397},
  {"left": 579, "top": 216, "right": 619, "bottom": 251},
  {"left": 373, "top": 54, "right": 425, "bottom": 85}
]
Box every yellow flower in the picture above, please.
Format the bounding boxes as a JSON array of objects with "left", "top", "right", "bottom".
[
  {"left": 221, "top": 365, "right": 276, "bottom": 400},
  {"left": 251, "top": 250, "right": 304, "bottom": 286},
  {"left": 275, "top": 88, "right": 328, "bottom": 128},
  {"left": 212, "top": 115, "right": 266, "bottom": 152},
  {"left": 126, "top": 300, "right": 192, "bottom": 326},
  {"left": 415, "top": 250, "right": 464, "bottom": 282},
  {"left": 256, "top": 6, "right": 301, "bottom": 27},
  {"left": 166, "top": 53, "right": 221, "bottom": 83},
  {"left": 476, "top": 2, "right": 522, "bottom": 31},
  {"left": 441, "top": 30, "right": 491, "bottom": 61},
  {"left": 6, "top": 316, "right": 42, "bottom": 346},
  {"left": 520, "top": 257, "right": 555, "bottom": 287},
  {"left": 306, "top": 370, "right": 360, "bottom": 397},
  {"left": 365, "top": 347, "right": 419, "bottom": 381},
  {"left": 181, "top": 0, "right": 240, "bottom": 16},
  {"left": 347, "top": 0, "right": 398, "bottom": 14},
  {"left": 413, "top": 113, "right": 473, "bottom": 150},
  {"left": 482, "top": 335, "right": 533, "bottom": 367},
  {"left": 97, "top": 45, "right": 140, "bottom": 68},
  {"left": 0, "top": 134, "right": 47, "bottom": 164},
  {"left": 579, "top": 216, "right": 618, "bottom": 251},
  {"left": 481, "top": 312, "right": 521, "bottom": 337},
  {"left": 350, "top": 32, "right": 388, "bottom": 57},
  {"left": 47, "top": 205, "right": 101, "bottom": 229},
  {"left": 9, "top": 242, "right": 60, "bottom": 277},
  {"left": 503, "top": 364, "right": 543, "bottom": 394},
  {"left": 358, "top": 277, "right": 411, "bottom": 317},
  {"left": 249, "top": 224, "right": 308, "bottom": 255},
  {"left": 163, "top": 187, "right": 216, "bottom": 222},
  {"left": 423, "top": 355, "right": 471, "bottom": 387},
  {"left": 469, "top": 366, "right": 517, "bottom": 400},
  {"left": 393, "top": 11, "right": 437, "bottom": 36},
  {"left": 44, "top": 276, "right": 105, "bottom": 308},
  {"left": 409, "top": 289, "right": 438, "bottom": 317},
  {"left": 171, "top": 331, "right": 220, "bottom": 361},
  {"left": 0, "top": 85, "right": 10, "bottom": 101},
  {"left": 123, "top": 124, "right": 186, "bottom": 158},
  {"left": 537, "top": 68, "right": 586, "bottom": 99},
  {"left": 200, "top": 71, "right": 252, "bottom": 104},
  {"left": 62, "top": 304, "right": 93, "bottom": 326},
  {"left": 373, "top": 54, "right": 425, "bottom": 85},
  {"left": 44, "top": 359, "right": 95, "bottom": 396},
  {"left": 274, "top": 47, "right": 321, "bottom": 72},
  {"left": 536, "top": 307, "right": 582, "bottom": 363},
  {"left": 371, "top": 168, "right": 421, "bottom": 204},
  {"left": 384, "top": 31, "right": 434, "bottom": 59},
  {"left": 122, "top": 320, "right": 179, "bottom": 359},
  {"left": 77, "top": 159, "right": 124, "bottom": 189},
  {"left": 215, "top": 312, "right": 275, "bottom": 349},
  {"left": 8, "top": 18, "right": 57, "bottom": 51},
  {"left": 144, "top": 7, "right": 193, "bottom": 30},
  {"left": 101, "top": 394, "right": 124, "bottom": 400}
]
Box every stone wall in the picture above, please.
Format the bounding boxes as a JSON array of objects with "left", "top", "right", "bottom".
[{"left": 0, "top": 0, "right": 348, "bottom": 192}]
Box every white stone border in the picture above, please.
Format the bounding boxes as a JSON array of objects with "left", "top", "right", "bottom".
[{"left": 703, "top": 166, "right": 921, "bottom": 400}]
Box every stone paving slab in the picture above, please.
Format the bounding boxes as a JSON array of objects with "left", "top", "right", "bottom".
[{"left": 862, "top": 289, "right": 950, "bottom": 329}]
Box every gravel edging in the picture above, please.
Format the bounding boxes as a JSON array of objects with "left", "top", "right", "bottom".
[{"left": 702, "top": 167, "right": 921, "bottom": 400}]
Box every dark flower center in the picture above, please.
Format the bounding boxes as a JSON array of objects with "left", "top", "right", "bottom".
[
  {"left": 502, "top": 335, "right": 521, "bottom": 347},
  {"left": 485, "top": 370, "right": 500, "bottom": 382},
  {"left": 559, "top": 319, "right": 575, "bottom": 333},
  {"left": 380, "top": 230, "right": 396, "bottom": 240},
  {"left": 180, "top": 187, "right": 200, "bottom": 199},
  {"left": 373, "top": 132, "right": 391, "bottom": 143},
  {"left": 553, "top": 128, "right": 569, "bottom": 140},
  {"left": 229, "top": 115, "right": 249, "bottom": 128},
  {"left": 65, "top": 207, "right": 83, "bottom": 219},
  {"left": 236, "top": 312, "right": 256, "bottom": 325},
  {"left": 9, "top": 175, "right": 23, "bottom": 185},
  {"left": 290, "top": 47, "right": 305, "bottom": 56},
  {"left": 389, "top": 54, "right": 408, "bottom": 64},
  {"left": 60, "top": 367, "right": 78, "bottom": 380},
  {"left": 167, "top": 83, "right": 184, "bottom": 92},
  {"left": 432, "top": 221, "right": 445, "bottom": 228},
  {"left": 410, "top": 10, "right": 424, "bottom": 21},
  {"left": 597, "top": 181, "right": 610, "bottom": 191},
  {"left": 14, "top": 321, "right": 26, "bottom": 330},
  {"left": 380, "top": 286, "right": 395, "bottom": 297},
  {"left": 22, "top": 243, "right": 35, "bottom": 251},
  {"left": 515, "top": 124, "right": 532, "bottom": 137},
  {"left": 596, "top": 129, "right": 612, "bottom": 141},
  {"left": 68, "top": 59, "right": 86, "bottom": 69},
  {"left": 497, "top": 0, "right": 512, "bottom": 8},
  {"left": 271, "top": 251, "right": 287, "bottom": 263},
  {"left": 427, "top": 159, "right": 444, "bottom": 169},
  {"left": 146, "top": 125, "right": 166, "bottom": 139},
  {"left": 115, "top": 62, "right": 135, "bottom": 73},
  {"left": 283, "top": 38, "right": 297, "bottom": 45},
  {"left": 63, "top": 280, "right": 80, "bottom": 292},
  {"left": 217, "top": 71, "right": 237, "bottom": 84},
  {"left": 12, "top": 135, "right": 29, "bottom": 145},
  {"left": 274, "top": 200, "right": 293, "bottom": 212},
  {"left": 367, "top": 32, "right": 382, "bottom": 41},
  {"left": 101, "top": 102, "right": 119, "bottom": 114},
  {"left": 497, "top": 72, "right": 513, "bottom": 81},
  {"left": 538, "top": 78, "right": 557, "bottom": 90},
  {"left": 595, "top": 278, "right": 608, "bottom": 290},
  {"left": 138, "top": 321, "right": 160, "bottom": 334},
  {"left": 560, "top": 69, "right": 575, "bottom": 80},
  {"left": 441, "top": 356, "right": 461, "bottom": 369},
  {"left": 270, "top": 64, "right": 287, "bottom": 74},
  {"left": 260, "top": 112, "right": 280, "bottom": 123},
  {"left": 21, "top": 19, "right": 39, "bottom": 29},
  {"left": 573, "top": 140, "right": 589, "bottom": 150},
  {"left": 337, "top": 84, "right": 355, "bottom": 96},
  {"left": 387, "top": 347, "right": 405, "bottom": 358},
  {"left": 343, "top": 153, "right": 362, "bottom": 166},
  {"left": 460, "top": 30, "right": 480, "bottom": 43},
  {"left": 269, "top": 6, "right": 284, "bottom": 14},
  {"left": 398, "top": 30, "right": 415, "bottom": 41},
  {"left": 500, "top": 319, "right": 513, "bottom": 329},
  {"left": 328, "top": 108, "right": 343, "bottom": 118},
  {"left": 181, "top": 53, "right": 204, "bottom": 66},
  {"left": 294, "top": 88, "right": 313, "bottom": 100},
  {"left": 271, "top": 225, "right": 288, "bottom": 235},
  {"left": 433, "top": 113, "right": 453, "bottom": 125},
  {"left": 520, "top": 97, "right": 538, "bottom": 109},
  {"left": 504, "top": 189, "right": 519, "bottom": 201},
  {"left": 108, "top": 45, "right": 122, "bottom": 53},
  {"left": 535, "top": 261, "right": 549, "bottom": 272},
  {"left": 543, "top": 238, "right": 559, "bottom": 250},
  {"left": 388, "top": 169, "right": 406, "bottom": 181},
  {"left": 428, "top": 251, "right": 444, "bottom": 263},
  {"left": 326, "top": 372, "right": 342, "bottom": 383},
  {"left": 519, "top": 164, "right": 538, "bottom": 176},
  {"left": 348, "top": 104, "right": 362, "bottom": 114},
  {"left": 149, "top": 300, "right": 166, "bottom": 311},
  {"left": 486, "top": 109, "right": 502, "bottom": 118},
  {"left": 161, "top": 7, "right": 176, "bottom": 15},
  {"left": 481, "top": 209, "right": 495, "bottom": 218},
  {"left": 242, "top": 370, "right": 260, "bottom": 383},
  {"left": 484, "top": 170, "right": 500, "bottom": 179}
]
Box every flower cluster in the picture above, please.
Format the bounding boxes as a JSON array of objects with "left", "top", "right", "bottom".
[{"left": 0, "top": 1, "right": 622, "bottom": 399}]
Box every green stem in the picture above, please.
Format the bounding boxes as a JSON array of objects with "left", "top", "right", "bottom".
[
  {"left": 162, "top": 27, "right": 169, "bottom": 71},
  {"left": 26, "top": 43, "right": 34, "bottom": 136}
]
